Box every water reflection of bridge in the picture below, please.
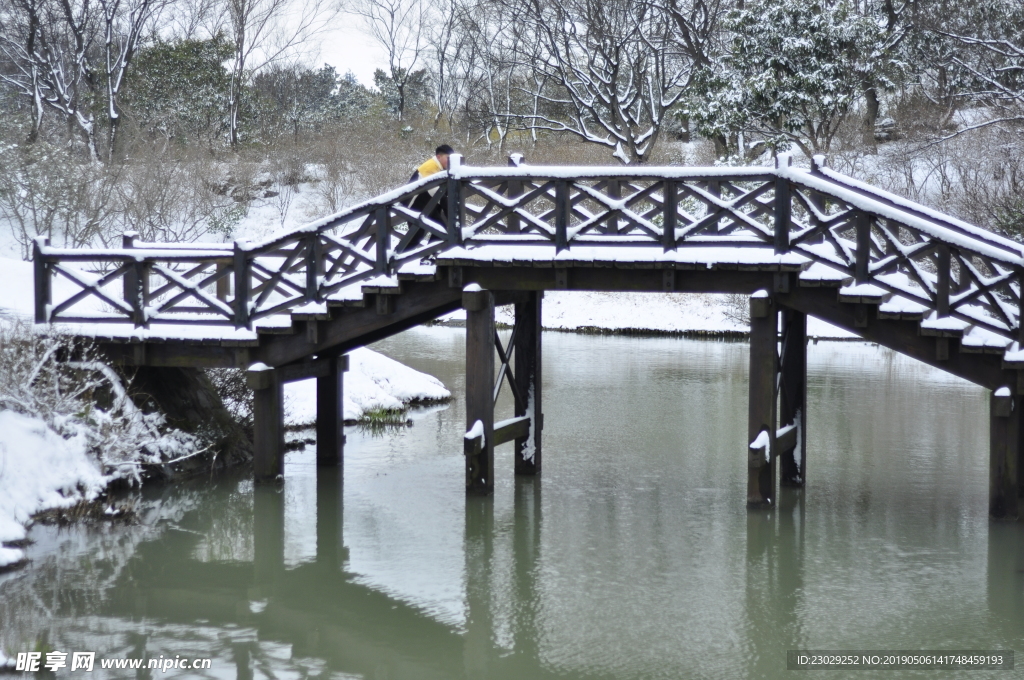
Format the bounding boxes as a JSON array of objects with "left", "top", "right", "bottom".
[
  {"left": 93, "top": 468, "right": 1024, "bottom": 679},
  {"left": 35, "top": 154, "right": 1024, "bottom": 516}
]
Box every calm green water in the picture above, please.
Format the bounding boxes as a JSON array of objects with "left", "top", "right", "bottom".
[{"left": 2, "top": 326, "right": 1023, "bottom": 679}]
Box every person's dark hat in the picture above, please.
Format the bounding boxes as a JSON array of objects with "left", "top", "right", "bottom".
[{"left": 435, "top": 144, "right": 455, "bottom": 155}]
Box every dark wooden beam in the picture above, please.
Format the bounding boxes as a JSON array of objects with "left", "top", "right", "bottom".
[
  {"left": 990, "top": 388, "right": 1020, "bottom": 520},
  {"left": 778, "top": 286, "right": 1007, "bottom": 390},
  {"left": 317, "top": 356, "right": 348, "bottom": 467},
  {"left": 778, "top": 308, "right": 806, "bottom": 487},
  {"left": 254, "top": 279, "right": 462, "bottom": 367},
  {"left": 101, "top": 343, "right": 250, "bottom": 369},
  {"left": 463, "top": 267, "right": 779, "bottom": 294},
  {"left": 465, "top": 288, "right": 495, "bottom": 494},
  {"left": 494, "top": 416, "right": 530, "bottom": 447},
  {"left": 250, "top": 366, "right": 284, "bottom": 482},
  {"left": 748, "top": 292, "right": 777, "bottom": 508},
  {"left": 514, "top": 291, "right": 542, "bottom": 475}
]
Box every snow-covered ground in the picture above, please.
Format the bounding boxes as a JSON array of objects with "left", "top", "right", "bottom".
[
  {"left": 284, "top": 347, "right": 450, "bottom": 425},
  {"left": 0, "top": 255, "right": 451, "bottom": 566}
]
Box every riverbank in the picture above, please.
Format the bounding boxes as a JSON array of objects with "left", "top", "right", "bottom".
[{"left": 0, "top": 256, "right": 453, "bottom": 570}]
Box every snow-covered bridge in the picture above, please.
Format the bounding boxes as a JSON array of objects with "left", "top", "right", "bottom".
[{"left": 32, "top": 154, "right": 1024, "bottom": 518}]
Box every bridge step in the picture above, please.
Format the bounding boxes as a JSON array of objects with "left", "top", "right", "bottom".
[
  {"left": 961, "top": 327, "right": 1011, "bottom": 355},
  {"left": 919, "top": 311, "right": 969, "bottom": 338},
  {"left": 798, "top": 262, "right": 848, "bottom": 288},
  {"left": 362, "top": 274, "right": 402, "bottom": 295},
  {"left": 291, "top": 302, "right": 330, "bottom": 321},
  {"left": 838, "top": 282, "right": 889, "bottom": 304},
  {"left": 877, "top": 295, "right": 928, "bottom": 321}
]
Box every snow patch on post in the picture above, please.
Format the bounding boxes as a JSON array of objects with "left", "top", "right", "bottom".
[
  {"left": 522, "top": 384, "right": 536, "bottom": 462},
  {"left": 465, "top": 419, "right": 485, "bottom": 447},
  {"left": 750, "top": 429, "right": 771, "bottom": 465},
  {"left": 995, "top": 386, "right": 1011, "bottom": 398}
]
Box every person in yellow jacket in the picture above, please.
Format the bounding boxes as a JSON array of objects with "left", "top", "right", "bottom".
[
  {"left": 409, "top": 145, "right": 455, "bottom": 228},
  {"left": 410, "top": 144, "right": 454, "bottom": 182}
]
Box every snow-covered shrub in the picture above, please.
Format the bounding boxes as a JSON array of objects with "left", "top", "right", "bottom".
[
  {"left": 0, "top": 319, "right": 206, "bottom": 486},
  {"left": 114, "top": 147, "right": 239, "bottom": 244},
  {"left": 0, "top": 142, "right": 120, "bottom": 258}
]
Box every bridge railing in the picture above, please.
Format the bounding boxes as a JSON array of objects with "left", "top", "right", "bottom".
[{"left": 32, "top": 154, "right": 1024, "bottom": 346}]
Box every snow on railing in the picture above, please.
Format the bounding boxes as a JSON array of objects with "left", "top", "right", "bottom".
[{"left": 32, "top": 156, "right": 1024, "bottom": 346}]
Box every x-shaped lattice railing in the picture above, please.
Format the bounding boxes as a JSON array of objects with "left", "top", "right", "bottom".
[{"left": 34, "top": 155, "right": 1024, "bottom": 349}]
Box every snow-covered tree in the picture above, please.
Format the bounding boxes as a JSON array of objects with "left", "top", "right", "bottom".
[
  {"left": 223, "top": 0, "right": 339, "bottom": 146},
  {"left": 503, "top": 0, "right": 720, "bottom": 164},
  {"left": 684, "top": 0, "right": 898, "bottom": 157},
  {"left": 352, "top": 0, "right": 432, "bottom": 120},
  {"left": 123, "top": 36, "right": 233, "bottom": 145},
  {"left": 936, "top": 0, "right": 1024, "bottom": 133},
  {"left": 0, "top": 0, "right": 168, "bottom": 160}
]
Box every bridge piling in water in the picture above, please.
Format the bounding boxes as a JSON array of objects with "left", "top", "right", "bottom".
[
  {"left": 990, "top": 388, "right": 1021, "bottom": 520},
  {"left": 748, "top": 292, "right": 778, "bottom": 508},
  {"left": 514, "top": 292, "right": 543, "bottom": 475},
  {"left": 316, "top": 356, "right": 348, "bottom": 467},
  {"left": 464, "top": 287, "right": 496, "bottom": 494},
  {"left": 779, "top": 308, "right": 807, "bottom": 487},
  {"left": 249, "top": 366, "right": 284, "bottom": 482}
]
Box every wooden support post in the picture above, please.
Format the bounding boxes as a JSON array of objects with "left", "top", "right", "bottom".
[
  {"left": 855, "top": 213, "right": 871, "bottom": 283},
  {"left": 448, "top": 153, "right": 463, "bottom": 245},
  {"left": 465, "top": 287, "right": 495, "bottom": 494},
  {"left": 779, "top": 308, "right": 806, "bottom": 487},
  {"left": 990, "top": 387, "right": 1020, "bottom": 520},
  {"left": 555, "top": 181, "right": 569, "bottom": 251},
  {"left": 514, "top": 291, "right": 542, "bottom": 475},
  {"left": 316, "top": 355, "right": 348, "bottom": 467},
  {"left": 122, "top": 232, "right": 137, "bottom": 307},
  {"left": 33, "top": 237, "right": 50, "bottom": 323},
  {"left": 233, "top": 240, "right": 251, "bottom": 329},
  {"left": 216, "top": 262, "right": 231, "bottom": 301},
  {"left": 306, "top": 233, "right": 321, "bottom": 302},
  {"left": 375, "top": 207, "right": 391, "bottom": 273},
  {"left": 249, "top": 366, "right": 284, "bottom": 482},
  {"left": 774, "top": 155, "right": 791, "bottom": 254},
  {"left": 508, "top": 155, "right": 522, "bottom": 234},
  {"left": 748, "top": 292, "right": 777, "bottom": 508},
  {"left": 936, "top": 243, "right": 951, "bottom": 316},
  {"left": 663, "top": 181, "right": 677, "bottom": 251}
]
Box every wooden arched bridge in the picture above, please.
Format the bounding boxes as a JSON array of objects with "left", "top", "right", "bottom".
[{"left": 32, "top": 154, "right": 1024, "bottom": 518}]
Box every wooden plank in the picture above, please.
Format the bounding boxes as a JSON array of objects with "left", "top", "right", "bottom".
[
  {"left": 494, "top": 416, "right": 530, "bottom": 447},
  {"left": 464, "top": 267, "right": 777, "bottom": 294},
  {"left": 465, "top": 289, "right": 495, "bottom": 494},
  {"left": 748, "top": 292, "right": 777, "bottom": 508},
  {"left": 778, "top": 308, "right": 806, "bottom": 487},
  {"left": 990, "top": 389, "right": 1020, "bottom": 520}
]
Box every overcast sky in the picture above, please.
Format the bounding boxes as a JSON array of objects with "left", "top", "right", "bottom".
[{"left": 316, "top": 22, "right": 388, "bottom": 86}]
